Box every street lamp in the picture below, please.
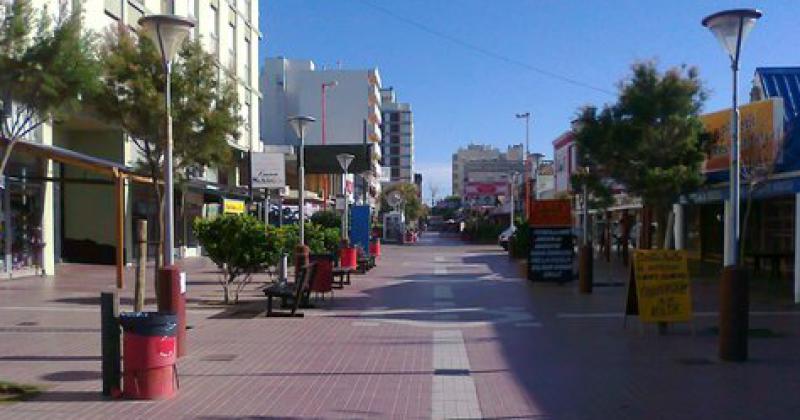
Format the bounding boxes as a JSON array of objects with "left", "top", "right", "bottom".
[
  {"left": 515, "top": 112, "right": 531, "bottom": 158},
  {"left": 288, "top": 115, "right": 316, "bottom": 246},
  {"left": 702, "top": 8, "right": 762, "bottom": 362},
  {"left": 337, "top": 153, "right": 355, "bottom": 241},
  {"left": 508, "top": 172, "right": 519, "bottom": 230},
  {"left": 138, "top": 14, "right": 195, "bottom": 266}
]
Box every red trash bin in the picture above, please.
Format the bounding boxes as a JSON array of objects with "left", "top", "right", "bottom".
[
  {"left": 339, "top": 247, "right": 357, "bottom": 269},
  {"left": 369, "top": 239, "right": 381, "bottom": 258},
  {"left": 119, "top": 312, "right": 178, "bottom": 400}
]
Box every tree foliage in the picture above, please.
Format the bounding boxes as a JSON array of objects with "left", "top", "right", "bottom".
[
  {"left": 93, "top": 25, "right": 240, "bottom": 180},
  {"left": 0, "top": 0, "right": 99, "bottom": 175},
  {"left": 93, "top": 25, "right": 241, "bottom": 266},
  {"left": 574, "top": 62, "right": 707, "bottom": 243},
  {"left": 194, "top": 214, "right": 285, "bottom": 304},
  {"left": 310, "top": 210, "right": 341, "bottom": 229}
]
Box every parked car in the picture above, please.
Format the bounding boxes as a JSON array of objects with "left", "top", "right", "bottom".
[{"left": 498, "top": 225, "right": 517, "bottom": 250}]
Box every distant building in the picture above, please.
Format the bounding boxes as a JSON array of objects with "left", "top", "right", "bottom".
[
  {"left": 259, "top": 57, "right": 383, "bottom": 204},
  {"left": 451, "top": 144, "right": 523, "bottom": 199},
  {"left": 381, "top": 87, "right": 414, "bottom": 184},
  {"left": 414, "top": 173, "right": 423, "bottom": 198}
]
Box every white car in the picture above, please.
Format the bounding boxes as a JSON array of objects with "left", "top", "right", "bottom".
[{"left": 498, "top": 225, "right": 517, "bottom": 250}]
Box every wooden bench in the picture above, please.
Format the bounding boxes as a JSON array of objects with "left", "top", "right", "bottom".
[
  {"left": 262, "top": 263, "right": 316, "bottom": 317},
  {"left": 332, "top": 266, "right": 354, "bottom": 288}
]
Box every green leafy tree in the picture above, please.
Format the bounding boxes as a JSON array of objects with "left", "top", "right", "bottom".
[
  {"left": 92, "top": 25, "right": 240, "bottom": 267},
  {"left": 194, "top": 214, "right": 285, "bottom": 304},
  {"left": 0, "top": 0, "right": 99, "bottom": 176},
  {"left": 277, "top": 223, "right": 340, "bottom": 257},
  {"left": 574, "top": 62, "right": 706, "bottom": 246}
]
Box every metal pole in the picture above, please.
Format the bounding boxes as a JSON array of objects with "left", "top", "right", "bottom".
[
  {"left": 509, "top": 174, "right": 515, "bottom": 230},
  {"left": 164, "top": 61, "right": 175, "bottom": 266},
  {"left": 584, "top": 183, "right": 590, "bottom": 240},
  {"left": 299, "top": 132, "right": 305, "bottom": 245},
  {"left": 343, "top": 171, "right": 349, "bottom": 241},
  {"left": 525, "top": 115, "right": 530, "bottom": 159},
  {"left": 135, "top": 220, "right": 147, "bottom": 312},
  {"left": 728, "top": 59, "right": 740, "bottom": 267}
]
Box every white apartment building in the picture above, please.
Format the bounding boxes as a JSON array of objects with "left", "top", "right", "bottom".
[
  {"left": 260, "top": 57, "right": 383, "bottom": 203},
  {"left": 1, "top": 0, "right": 260, "bottom": 277},
  {"left": 451, "top": 144, "right": 523, "bottom": 199},
  {"left": 380, "top": 87, "right": 414, "bottom": 184}
]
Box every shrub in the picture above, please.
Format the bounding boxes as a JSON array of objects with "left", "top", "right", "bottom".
[
  {"left": 194, "top": 214, "right": 285, "bottom": 304},
  {"left": 509, "top": 220, "right": 531, "bottom": 259},
  {"left": 310, "top": 210, "right": 341, "bottom": 229}
]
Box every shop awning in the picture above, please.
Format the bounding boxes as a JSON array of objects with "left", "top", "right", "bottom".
[
  {"left": 302, "top": 144, "right": 374, "bottom": 174},
  {"left": 1, "top": 137, "right": 155, "bottom": 289}
]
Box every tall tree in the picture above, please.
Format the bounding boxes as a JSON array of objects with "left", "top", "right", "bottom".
[
  {"left": 574, "top": 62, "right": 707, "bottom": 246},
  {"left": 0, "top": 0, "right": 99, "bottom": 177},
  {"left": 93, "top": 25, "right": 240, "bottom": 266}
]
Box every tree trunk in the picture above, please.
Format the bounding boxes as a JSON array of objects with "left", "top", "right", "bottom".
[
  {"left": 653, "top": 206, "right": 669, "bottom": 250},
  {"left": 152, "top": 181, "right": 164, "bottom": 289},
  {"left": 0, "top": 139, "right": 18, "bottom": 177},
  {"left": 740, "top": 184, "right": 756, "bottom": 263}
]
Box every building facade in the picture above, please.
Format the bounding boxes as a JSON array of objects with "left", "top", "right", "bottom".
[
  {"left": 380, "top": 87, "right": 414, "bottom": 184},
  {"left": 260, "top": 57, "right": 383, "bottom": 205},
  {"left": 451, "top": 144, "right": 522, "bottom": 199},
  {"left": 1, "top": 0, "right": 261, "bottom": 276}
]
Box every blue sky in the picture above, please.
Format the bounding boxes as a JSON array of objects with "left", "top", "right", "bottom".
[{"left": 260, "top": 0, "right": 798, "bottom": 200}]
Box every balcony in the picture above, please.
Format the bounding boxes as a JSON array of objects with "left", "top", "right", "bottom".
[
  {"left": 367, "top": 121, "right": 381, "bottom": 143},
  {"left": 368, "top": 103, "right": 382, "bottom": 125}
]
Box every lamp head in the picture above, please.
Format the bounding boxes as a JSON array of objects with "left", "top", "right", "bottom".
[
  {"left": 336, "top": 153, "right": 355, "bottom": 172},
  {"left": 515, "top": 112, "right": 530, "bottom": 119},
  {"left": 287, "top": 115, "right": 316, "bottom": 139},
  {"left": 138, "top": 14, "right": 195, "bottom": 65},
  {"left": 702, "top": 9, "right": 762, "bottom": 62}
]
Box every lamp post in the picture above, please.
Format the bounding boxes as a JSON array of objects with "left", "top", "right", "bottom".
[
  {"left": 288, "top": 116, "right": 316, "bottom": 247},
  {"left": 138, "top": 14, "right": 195, "bottom": 267},
  {"left": 509, "top": 172, "right": 519, "bottom": 230},
  {"left": 515, "top": 112, "right": 531, "bottom": 158},
  {"left": 579, "top": 167, "right": 593, "bottom": 294},
  {"left": 337, "top": 153, "right": 355, "bottom": 242},
  {"left": 702, "top": 8, "right": 762, "bottom": 362},
  {"left": 321, "top": 81, "right": 338, "bottom": 207}
]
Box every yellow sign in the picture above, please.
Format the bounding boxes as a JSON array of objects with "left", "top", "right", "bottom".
[
  {"left": 633, "top": 250, "right": 692, "bottom": 323},
  {"left": 223, "top": 199, "right": 245, "bottom": 214},
  {"left": 700, "top": 98, "right": 784, "bottom": 173}
]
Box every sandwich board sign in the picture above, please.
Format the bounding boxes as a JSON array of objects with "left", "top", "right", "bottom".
[
  {"left": 528, "top": 199, "right": 573, "bottom": 282},
  {"left": 625, "top": 249, "right": 693, "bottom": 324}
]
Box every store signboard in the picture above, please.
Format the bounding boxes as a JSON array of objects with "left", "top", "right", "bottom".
[
  {"left": 223, "top": 199, "right": 245, "bottom": 214},
  {"left": 528, "top": 199, "right": 573, "bottom": 282},
  {"left": 700, "top": 98, "right": 784, "bottom": 173},
  {"left": 464, "top": 181, "right": 508, "bottom": 198},
  {"left": 251, "top": 152, "right": 286, "bottom": 189}
]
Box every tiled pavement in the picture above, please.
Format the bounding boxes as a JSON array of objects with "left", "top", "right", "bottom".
[{"left": 1, "top": 232, "right": 800, "bottom": 419}]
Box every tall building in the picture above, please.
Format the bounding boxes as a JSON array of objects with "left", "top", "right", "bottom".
[
  {"left": 1, "top": 1, "right": 261, "bottom": 277},
  {"left": 260, "top": 57, "right": 383, "bottom": 204},
  {"left": 380, "top": 87, "right": 414, "bottom": 184},
  {"left": 451, "top": 144, "right": 522, "bottom": 199}
]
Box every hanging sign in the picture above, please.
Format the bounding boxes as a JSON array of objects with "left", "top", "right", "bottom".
[
  {"left": 626, "top": 249, "right": 692, "bottom": 323},
  {"left": 251, "top": 152, "right": 286, "bottom": 189},
  {"left": 223, "top": 199, "right": 245, "bottom": 214}
]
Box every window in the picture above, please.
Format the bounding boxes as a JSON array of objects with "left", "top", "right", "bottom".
[
  {"left": 161, "top": 0, "right": 174, "bottom": 13},
  {"left": 244, "top": 35, "right": 251, "bottom": 85},
  {"left": 244, "top": 99, "right": 251, "bottom": 132},
  {"left": 126, "top": 1, "right": 144, "bottom": 28},
  {"left": 185, "top": 0, "right": 195, "bottom": 18},
  {"left": 209, "top": 3, "right": 219, "bottom": 57},
  {"left": 105, "top": 0, "right": 122, "bottom": 18},
  {"left": 228, "top": 12, "right": 236, "bottom": 74}
]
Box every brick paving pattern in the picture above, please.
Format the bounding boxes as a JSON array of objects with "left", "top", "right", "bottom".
[{"left": 0, "top": 232, "right": 799, "bottom": 419}]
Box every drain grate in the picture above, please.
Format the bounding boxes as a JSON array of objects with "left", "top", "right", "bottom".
[
  {"left": 200, "top": 354, "right": 237, "bottom": 362},
  {"left": 433, "top": 368, "right": 470, "bottom": 376}
]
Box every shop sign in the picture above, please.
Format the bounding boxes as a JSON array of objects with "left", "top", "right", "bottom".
[
  {"left": 464, "top": 181, "right": 508, "bottom": 198},
  {"left": 700, "top": 99, "right": 784, "bottom": 173},
  {"left": 223, "top": 199, "right": 245, "bottom": 214},
  {"left": 626, "top": 250, "right": 692, "bottom": 323},
  {"left": 251, "top": 152, "right": 286, "bottom": 189},
  {"left": 528, "top": 199, "right": 574, "bottom": 282}
]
